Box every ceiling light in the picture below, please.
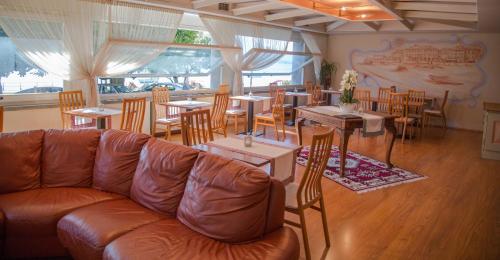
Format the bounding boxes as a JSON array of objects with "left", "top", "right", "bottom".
[
  {"left": 340, "top": 6, "right": 347, "bottom": 11},
  {"left": 360, "top": 14, "right": 367, "bottom": 19}
]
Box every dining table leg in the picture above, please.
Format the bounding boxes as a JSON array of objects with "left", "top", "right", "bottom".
[
  {"left": 385, "top": 124, "right": 397, "bottom": 168},
  {"left": 326, "top": 93, "right": 332, "bottom": 106},
  {"left": 336, "top": 128, "right": 354, "bottom": 177},
  {"left": 97, "top": 117, "right": 107, "bottom": 129},
  {"left": 287, "top": 96, "right": 299, "bottom": 126}
]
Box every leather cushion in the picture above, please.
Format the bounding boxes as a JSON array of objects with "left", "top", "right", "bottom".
[
  {"left": 0, "top": 130, "right": 44, "bottom": 193},
  {"left": 93, "top": 129, "right": 150, "bottom": 196},
  {"left": 177, "top": 152, "right": 271, "bottom": 243},
  {"left": 42, "top": 129, "right": 101, "bottom": 188},
  {"left": 131, "top": 138, "right": 199, "bottom": 216},
  {"left": 57, "top": 199, "right": 164, "bottom": 260},
  {"left": 103, "top": 218, "right": 300, "bottom": 260},
  {"left": 0, "top": 188, "right": 122, "bottom": 258}
]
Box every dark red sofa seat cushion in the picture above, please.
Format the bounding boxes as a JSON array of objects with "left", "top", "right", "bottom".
[
  {"left": 93, "top": 129, "right": 150, "bottom": 196},
  {"left": 131, "top": 139, "right": 199, "bottom": 216},
  {"left": 177, "top": 152, "right": 271, "bottom": 243},
  {"left": 0, "top": 130, "right": 44, "bottom": 194},
  {"left": 42, "top": 129, "right": 101, "bottom": 188}
]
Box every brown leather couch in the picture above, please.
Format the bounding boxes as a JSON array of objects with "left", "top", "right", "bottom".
[{"left": 0, "top": 129, "right": 299, "bottom": 259}]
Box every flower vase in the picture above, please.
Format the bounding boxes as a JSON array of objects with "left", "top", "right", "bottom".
[{"left": 339, "top": 103, "right": 356, "bottom": 113}]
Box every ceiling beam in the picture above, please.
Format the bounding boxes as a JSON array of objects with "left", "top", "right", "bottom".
[
  {"left": 294, "top": 16, "right": 338, "bottom": 26},
  {"left": 192, "top": 0, "right": 250, "bottom": 9},
  {"left": 364, "top": 22, "right": 381, "bottom": 31},
  {"left": 399, "top": 19, "right": 414, "bottom": 31},
  {"left": 416, "top": 18, "right": 477, "bottom": 30},
  {"left": 394, "top": 0, "right": 476, "bottom": 3},
  {"left": 405, "top": 10, "right": 477, "bottom": 22},
  {"left": 232, "top": 2, "right": 285, "bottom": 16},
  {"left": 326, "top": 21, "right": 348, "bottom": 32},
  {"left": 265, "top": 9, "right": 312, "bottom": 21},
  {"left": 394, "top": 2, "right": 477, "bottom": 14},
  {"left": 368, "top": 1, "right": 414, "bottom": 30}
]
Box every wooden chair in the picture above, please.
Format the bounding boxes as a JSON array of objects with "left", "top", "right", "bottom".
[
  {"left": 390, "top": 93, "right": 415, "bottom": 143},
  {"left": 217, "top": 84, "right": 230, "bottom": 94},
  {"left": 377, "top": 87, "right": 396, "bottom": 113},
  {"left": 305, "top": 81, "right": 313, "bottom": 94},
  {"left": 354, "top": 88, "right": 372, "bottom": 111},
  {"left": 58, "top": 90, "right": 96, "bottom": 129},
  {"left": 211, "top": 93, "right": 229, "bottom": 137},
  {"left": 254, "top": 89, "right": 286, "bottom": 141},
  {"left": 408, "top": 89, "right": 426, "bottom": 137},
  {"left": 311, "top": 85, "right": 324, "bottom": 106},
  {"left": 0, "top": 106, "right": 3, "bottom": 133},
  {"left": 180, "top": 109, "right": 214, "bottom": 146},
  {"left": 152, "top": 87, "right": 180, "bottom": 140},
  {"left": 285, "top": 129, "right": 334, "bottom": 260},
  {"left": 120, "top": 97, "right": 146, "bottom": 133},
  {"left": 424, "top": 90, "right": 449, "bottom": 131}
]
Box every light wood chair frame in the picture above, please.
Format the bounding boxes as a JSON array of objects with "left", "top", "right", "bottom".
[
  {"left": 254, "top": 89, "right": 286, "bottom": 141},
  {"left": 58, "top": 90, "right": 96, "bottom": 129},
  {"left": 408, "top": 89, "right": 426, "bottom": 137},
  {"left": 354, "top": 88, "right": 372, "bottom": 111},
  {"left": 217, "top": 84, "right": 230, "bottom": 94},
  {"left": 390, "top": 93, "right": 415, "bottom": 143},
  {"left": 285, "top": 129, "right": 334, "bottom": 260},
  {"left": 211, "top": 93, "right": 229, "bottom": 137},
  {"left": 180, "top": 109, "right": 214, "bottom": 146},
  {"left": 311, "top": 85, "right": 325, "bottom": 106},
  {"left": 152, "top": 87, "right": 181, "bottom": 140},
  {"left": 424, "top": 90, "right": 449, "bottom": 132},
  {"left": 377, "top": 87, "right": 396, "bottom": 113},
  {"left": 120, "top": 97, "right": 146, "bottom": 133}
]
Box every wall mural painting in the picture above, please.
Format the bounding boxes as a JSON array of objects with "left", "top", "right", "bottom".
[{"left": 349, "top": 36, "right": 487, "bottom": 106}]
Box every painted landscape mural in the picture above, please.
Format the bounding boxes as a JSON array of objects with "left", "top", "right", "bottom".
[{"left": 350, "top": 36, "right": 486, "bottom": 104}]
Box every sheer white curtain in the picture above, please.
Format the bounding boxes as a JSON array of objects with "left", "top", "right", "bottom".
[
  {"left": 201, "top": 15, "right": 291, "bottom": 95},
  {"left": 0, "top": 0, "right": 182, "bottom": 105},
  {"left": 300, "top": 32, "right": 326, "bottom": 83}
]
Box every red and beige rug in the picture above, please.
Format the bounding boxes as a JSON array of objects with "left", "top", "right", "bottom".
[{"left": 296, "top": 146, "right": 426, "bottom": 193}]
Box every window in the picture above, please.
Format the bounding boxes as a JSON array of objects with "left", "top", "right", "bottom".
[
  {"left": 242, "top": 41, "right": 309, "bottom": 87},
  {"left": 98, "top": 29, "right": 220, "bottom": 95},
  {"left": 0, "top": 27, "right": 63, "bottom": 95}
]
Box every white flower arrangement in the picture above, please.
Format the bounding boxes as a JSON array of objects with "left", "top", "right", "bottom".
[{"left": 339, "top": 70, "right": 358, "bottom": 104}]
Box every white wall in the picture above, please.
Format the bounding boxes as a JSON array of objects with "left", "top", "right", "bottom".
[{"left": 328, "top": 32, "right": 500, "bottom": 131}]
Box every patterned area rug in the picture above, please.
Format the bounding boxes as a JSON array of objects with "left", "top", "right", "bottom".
[{"left": 297, "top": 146, "right": 426, "bottom": 193}]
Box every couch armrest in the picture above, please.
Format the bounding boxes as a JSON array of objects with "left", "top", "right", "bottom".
[{"left": 265, "top": 179, "right": 286, "bottom": 234}]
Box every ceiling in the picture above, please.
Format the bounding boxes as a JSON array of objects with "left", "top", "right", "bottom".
[{"left": 124, "top": 0, "right": 499, "bottom": 34}]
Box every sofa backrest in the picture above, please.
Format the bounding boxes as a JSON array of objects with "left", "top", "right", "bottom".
[
  {"left": 42, "top": 129, "right": 101, "bottom": 188},
  {"left": 0, "top": 130, "right": 44, "bottom": 194},
  {"left": 130, "top": 138, "right": 199, "bottom": 216},
  {"left": 93, "top": 129, "right": 150, "bottom": 196},
  {"left": 176, "top": 152, "right": 284, "bottom": 243}
]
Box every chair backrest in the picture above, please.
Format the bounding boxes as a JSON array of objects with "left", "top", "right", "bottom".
[
  {"left": 377, "top": 87, "right": 395, "bottom": 113},
  {"left": 408, "top": 89, "right": 425, "bottom": 115},
  {"left": 0, "top": 106, "right": 3, "bottom": 133},
  {"left": 181, "top": 109, "right": 214, "bottom": 146},
  {"left": 440, "top": 90, "right": 449, "bottom": 112},
  {"left": 311, "top": 85, "right": 323, "bottom": 106},
  {"left": 390, "top": 93, "right": 409, "bottom": 117},
  {"left": 217, "top": 84, "right": 230, "bottom": 94},
  {"left": 211, "top": 93, "right": 229, "bottom": 130},
  {"left": 59, "top": 90, "right": 85, "bottom": 128},
  {"left": 271, "top": 89, "right": 286, "bottom": 122},
  {"left": 120, "top": 97, "right": 146, "bottom": 133},
  {"left": 354, "top": 88, "right": 371, "bottom": 111},
  {"left": 305, "top": 81, "right": 314, "bottom": 94},
  {"left": 269, "top": 83, "right": 278, "bottom": 100},
  {"left": 152, "top": 87, "right": 170, "bottom": 120},
  {"left": 297, "top": 129, "right": 334, "bottom": 207}
]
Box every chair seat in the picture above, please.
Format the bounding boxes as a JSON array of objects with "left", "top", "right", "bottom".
[
  {"left": 284, "top": 183, "right": 309, "bottom": 210},
  {"left": 156, "top": 117, "right": 180, "bottom": 124},
  {"left": 395, "top": 117, "right": 416, "bottom": 123},
  {"left": 283, "top": 104, "right": 293, "bottom": 109},
  {"left": 424, "top": 109, "right": 442, "bottom": 115},
  {"left": 226, "top": 109, "right": 246, "bottom": 116},
  {"left": 255, "top": 113, "right": 274, "bottom": 120},
  {"left": 408, "top": 113, "right": 423, "bottom": 119}
]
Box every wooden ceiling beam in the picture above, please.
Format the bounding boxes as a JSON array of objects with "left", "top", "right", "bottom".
[
  {"left": 192, "top": 0, "right": 251, "bottom": 9},
  {"left": 232, "top": 2, "right": 285, "bottom": 16},
  {"left": 265, "top": 9, "right": 312, "bottom": 21},
  {"left": 415, "top": 18, "right": 477, "bottom": 30},
  {"left": 394, "top": 2, "right": 477, "bottom": 14},
  {"left": 326, "top": 21, "right": 348, "bottom": 32},
  {"left": 405, "top": 10, "right": 477, "bottom": 21},
  {"left": 294, "top": 16, "right": 338, "bottom": 26},
  {"left": 364, "top": 21, "right": 382, "bottom": 31}
]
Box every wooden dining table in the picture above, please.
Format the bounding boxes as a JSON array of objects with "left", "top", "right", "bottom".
[
  {"left": 295, "top": 106, "right": 398, "bottom": 177},
  {"left": 63, "top": 107, "right": 122, "bottom": 129}
]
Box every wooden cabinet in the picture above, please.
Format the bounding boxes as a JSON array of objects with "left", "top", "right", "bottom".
[{"left": 482, "top": 102, "right": 500, "bottom": 160}]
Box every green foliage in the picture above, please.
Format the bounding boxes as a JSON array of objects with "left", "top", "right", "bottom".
[
  {"left": 339, "top": 89, "right": 358, "bottom": 104},
  {"left": 320, "top": 60, "right": 337, "bottom": 86},
  {"left": 174, "top": 29, "right": 211, "bottom": 44}
]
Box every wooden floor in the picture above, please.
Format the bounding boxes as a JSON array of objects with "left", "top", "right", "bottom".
[{"left": 170, "top": 124, "right": 500, "bottom": 260}]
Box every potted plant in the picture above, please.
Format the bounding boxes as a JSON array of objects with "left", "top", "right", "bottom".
[
  {"left": 339, "top": 70, "right": 358, "bottom": 113},
  {"left": 320, "top": 60, "right": 337, "bottom": 89}
]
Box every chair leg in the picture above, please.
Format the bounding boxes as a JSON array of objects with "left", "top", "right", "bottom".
[
  {"left": 319, "top": 196, "right": 331, "bottom": 247},
  {"left": 234, "top": 116, "right": 238, "bottom": 133},
  {"left": 402, "top": 122, "right": 407, "bottom": 144},
  {"left": 165, "top": 124, "right": 171, "bottom": 141},
  {"left": 281, "top": 122, "right": 286, "bottom": 141},
  {"left": 299, "top": 209, "right": 312, "bottom": 260},
  {"left": 273, "top": 123, "right": 279, "bottom": 141}
]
